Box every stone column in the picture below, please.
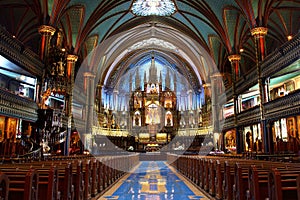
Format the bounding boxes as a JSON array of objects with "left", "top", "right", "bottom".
[
  {"left": 203, "top": 83, "right": 211, "bottom": 127},
  {"left": 251, "top": 27, "right": 269, "bottom": 153},
  {"left": 84, "top": 72, "right": 96, "bottom": 152},
  {"left": 64, "top": 54, "right": 78, "bottom": 155},
  {"left": 228, "top": 54, "right": 242, "bottom": 153},
  {"left": 187, "top": 90, "right": 193, "bottom": 110},
  {"left": 211, "top": 73, "right": 223, "bottom": 149},
  {"left": 98, "top": 84, "right": 103, "bottom": 113},
  {"left": 113, "top": 90, "right": 119, "bottom": 110},
  {"left": 210, "top": 73, "right": 223, "bottom": 132}
]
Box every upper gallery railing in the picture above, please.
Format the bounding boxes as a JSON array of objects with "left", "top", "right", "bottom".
[
  {"left": 0, "top": 87, "right": 38, "bottom": 121},
  {"left": 264, "top": 89, "right": 300, "bottom": 120}
]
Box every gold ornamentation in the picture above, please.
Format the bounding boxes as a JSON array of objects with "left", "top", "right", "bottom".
[
  {"left": 67, "top": 54, "right": 78, "bottom": 62},
  {"left": 203, "top": 83, "right": 211, "bottom": 88},
  {"left": 38, "top": 25, "right": 56, "bottom": 36},
  {"left": 250, "top": 27, "right": 268, "bottom": 37},
  {"left": 228, "top": 54, "right": 241, "bottom": 62},
  {"left": 83, "top": 72, "right": 96, "bottom": 78},
  {"left": 210, "top": 73, "right": 223, "bottom": 78}
]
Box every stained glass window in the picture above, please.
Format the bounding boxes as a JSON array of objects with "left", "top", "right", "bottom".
[{"left": 131, "top": 0, "right": 176, "bottom": 16}]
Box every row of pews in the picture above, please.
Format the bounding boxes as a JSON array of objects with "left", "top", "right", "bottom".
[
  {"left": 167, "top": 154, "right": 300, "bottom": 200},
  {"left": 0, "top": 153, "right": 139, "bottom": 200}
]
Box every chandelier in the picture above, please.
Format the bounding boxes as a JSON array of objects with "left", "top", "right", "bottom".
[{"left": 131, "top": 0, "right": 176, "bottom": 16}]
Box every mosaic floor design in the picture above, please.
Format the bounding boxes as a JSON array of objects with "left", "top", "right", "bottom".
[{"left": 99, "top": 161, "right": 209, "bottom": 200}]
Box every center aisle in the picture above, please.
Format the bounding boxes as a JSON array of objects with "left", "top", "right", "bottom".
[{"left": 99, "top": 161, "right": 209, "bottom": 200}]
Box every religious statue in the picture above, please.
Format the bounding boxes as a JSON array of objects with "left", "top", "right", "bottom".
[
  {"left": 40, "top": 88, "right": 51, "bottom": 109},
  {"left": 135, "top": 114, "right": 140, "bottom": 126}
]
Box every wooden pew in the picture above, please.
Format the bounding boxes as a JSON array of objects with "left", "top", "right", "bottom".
[
  {"left": 268, "top": 168, "right": 300, "bottom": 200},
  {"left": 208, "top": 159, "right": 216, "bottom": 196},
  {"left": 57, "top": 162, "right": 74, "bottom": 200},
  {"left": 247, "top": 165, "right": 269, "bottom": 200},
  {"left": 4, "top": 169, "right": 38, "bottom": 200},
  {"left": 234, "top": 162, "right": 251, "bottom": 200},
  {"left": 223, "top": 160, "right": 235, "bottom": 200},
  {"left": 0, "top": 154, "right": 139, "bottom": 200},
  {"left": 203, "top": 158, "right": 210, "bottom": 191},
  {"left": 215, "top": 159, "right": 225, "bottom": 200},
  {"left": 91, "top": 159, "right": 98, "bottom": 197},
  {"left": 0, "top": 172, "right": 9, "bottom": 200},
  {"left": 29, "top": 166, "right": 60, "bottom": 200},
  {"left": 82, "top": 159, "right": 91, "bottom": 200},
  {"left": 26, "top": 161, "right": 76, "bottom": 200},
  {"left": 199, "top": 158, "right": 205, "bottom": 188},
  {"left": 0, "top": 164, "right": 60, "bottom": 200}
]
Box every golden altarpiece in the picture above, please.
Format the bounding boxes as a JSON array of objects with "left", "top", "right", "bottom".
[{"left": 129, "top": 57, "right": 178, "bottom": 151}]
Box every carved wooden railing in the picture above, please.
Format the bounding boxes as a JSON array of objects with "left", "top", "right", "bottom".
[
  {"left": 223, "top": 115, "right": 234, "bottom": 130},
  {"left": 223, "top": 90, "right": 300, "bottom": 129},
  {"left": 264, "top": 89, "right": 300, "bottom": 120},
  {"left": 0, "top": 88, "right": 38, "bottom": 121},
  {"left": 235, "top": 69, "right": 258, "bottom": 95},
  {"left": 237, "top": 105, "right": 260, "bottom": 126},
  {"left": 224, "top": 32, "right": 300, "bottom": 101},
  {"left": 18, "top": 147, "right": 42, "bottom": 160},
  {"left": 262, "top": 32, "right": 300, "bottom": 78},
  {"left": 0, "top": 25, "right": 43, "bottom": 76},
  {"left": 47, "top": 130, "right": 67, "bottom": 145}
]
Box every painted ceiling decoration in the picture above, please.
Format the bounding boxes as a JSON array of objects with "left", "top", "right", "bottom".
[
  {"left": 0, "top": 0, "right": 299, "bottom": 91},
  {"left": 131, "top": 0, "right": 176, "bottom": 16}
]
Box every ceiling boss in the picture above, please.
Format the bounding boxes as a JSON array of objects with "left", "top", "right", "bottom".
[{"left": 131, "top": 0, "right": 176, "bottom": 16}]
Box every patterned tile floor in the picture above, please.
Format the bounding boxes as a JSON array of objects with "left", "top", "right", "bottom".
[{"left": 99, "top": 161, "right": 209, "bottom": 200}]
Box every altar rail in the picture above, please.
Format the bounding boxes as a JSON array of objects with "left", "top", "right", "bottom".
[{"left": 92, "top": 127, "right": 213, "bottom": 137}]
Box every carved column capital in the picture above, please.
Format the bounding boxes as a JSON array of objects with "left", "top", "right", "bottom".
[
  {"left": 83, "top": 72, "right": 96, "bottom": 78},
  {"left": 210, "top": 72, "right": 223, "bottom": 79},
  {"left": 203, "top": 83, "right": 211, "bottom": 88},
  {"left": 250, "top": 27, "right": 268, "bottom": 38},
  {"left": 38, "top": 25, "right": 56, "bottom": 36},
  {"left": 228, "top": 54, "right": 241, "bottom": 63},
  {"left": 67, "top": 54, "right": 78, "bottom": 63}
]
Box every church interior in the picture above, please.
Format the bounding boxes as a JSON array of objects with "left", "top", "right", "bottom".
[{"left": 0, "top": 0, "right": 299, "bottom": 199}]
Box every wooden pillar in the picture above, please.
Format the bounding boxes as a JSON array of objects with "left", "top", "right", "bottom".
[
  {"left": 228, "top": 54, "right": 242, "bottom": 153},
  {"left": 64, "top": 54, "right": 78, "bottom": 155},
  {"left": 38, "top": 25, "right": 56, "bottom": 62},
  {"left": 251, "top": 27, "right": 269, "bottom": 153},
  {"left": 37, "top": 25, "right": 56, "bottom": 104}
]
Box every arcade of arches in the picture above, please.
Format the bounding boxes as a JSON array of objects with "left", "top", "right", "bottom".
[{"left": 0, "top": 0, "right": 299, "bottom": 199}]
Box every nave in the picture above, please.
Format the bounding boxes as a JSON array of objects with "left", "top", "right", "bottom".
[
  {"left": 99, "top": 161, "right": 209, "bottom": 200},
  {"left": 0, "top": 153, "right": 300, "bottom": 199}
]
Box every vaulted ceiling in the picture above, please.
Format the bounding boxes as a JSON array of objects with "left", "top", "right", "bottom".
[{"left": 0, "top": 0, "right": 299, "bottom": 89}]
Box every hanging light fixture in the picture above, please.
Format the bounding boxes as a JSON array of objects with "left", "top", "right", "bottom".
[{"left": 131, "top": 0, "right": 176, "bottom": 16}]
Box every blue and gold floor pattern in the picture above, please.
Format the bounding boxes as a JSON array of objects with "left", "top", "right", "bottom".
[{"left": 99, "top": 161, "right": 209, "bottom": 200}]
